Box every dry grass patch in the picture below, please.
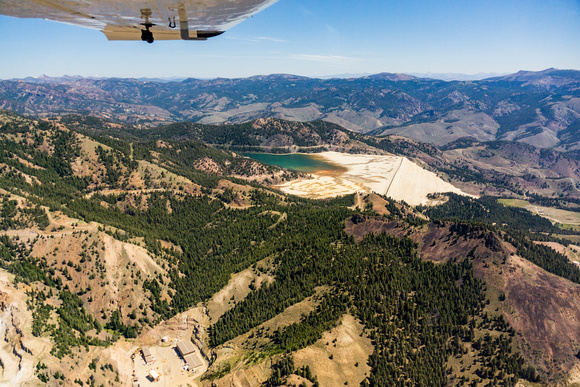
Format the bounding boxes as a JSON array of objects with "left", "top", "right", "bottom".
[
  {"left": 206, "top": 258, "right": 275, "bottom": 324},
  {"left": 293, "top": 314, "right": 373, "bottom": 387}
]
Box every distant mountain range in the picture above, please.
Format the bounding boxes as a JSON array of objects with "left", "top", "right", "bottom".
[
  {"left": 1, "top": 68, "right": 579, "bottom": 150},
  {"left": 409, "top": 72, "right": 510, "bottom": 81}
]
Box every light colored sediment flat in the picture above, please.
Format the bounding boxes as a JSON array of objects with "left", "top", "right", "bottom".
[{"left": 276, "top": 152, "right": 470, "bottom": 205}]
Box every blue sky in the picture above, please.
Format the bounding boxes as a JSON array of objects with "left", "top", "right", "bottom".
[{"left": 1, "top": 0, "right": 579, "bottom": 79}]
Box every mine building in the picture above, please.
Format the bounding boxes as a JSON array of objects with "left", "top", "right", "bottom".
[
  {"left": 176, "top": 340, "right": 204, "bottom": 373},
  {"left": 148, "top": 369, "right": 160, "bottom": 382},
  {"left": 176, "top": 341, "right": 196, "bottom": 357},
  {"left": 141, "top": 346, "right": 154, "bottom": 364}
]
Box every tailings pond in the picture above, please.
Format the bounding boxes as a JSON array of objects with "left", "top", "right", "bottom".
[{"left": 243, "top": 153, "right": 346, "bottom": 174}]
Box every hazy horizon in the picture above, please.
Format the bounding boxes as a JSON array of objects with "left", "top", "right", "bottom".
[{"left": 6, "top": 68, "right": 577, "bottom": 83}]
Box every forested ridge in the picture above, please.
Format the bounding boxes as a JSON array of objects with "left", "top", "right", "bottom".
[
  {"left": 1, "top": 112, "right": 576, "bottom": 385},
  {"left": 209, "top": 214, "right": 536, "bottom": 386}
]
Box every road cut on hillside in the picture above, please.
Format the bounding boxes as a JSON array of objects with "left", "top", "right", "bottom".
[{"left": 276, "top": 152, "right": 471, "bottom": 206}]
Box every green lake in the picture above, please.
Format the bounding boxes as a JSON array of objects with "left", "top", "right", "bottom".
[{"left": 243, "top": 153, "right": 344, "bottom": 174}]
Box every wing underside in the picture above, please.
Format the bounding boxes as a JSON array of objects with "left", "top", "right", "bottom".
[{"left": 0, "top": 0, "right": 279, "bottom": 41}]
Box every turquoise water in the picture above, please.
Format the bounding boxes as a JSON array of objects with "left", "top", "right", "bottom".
[{"left": 243, "top": 153, "right": 343, "bottom": 173}]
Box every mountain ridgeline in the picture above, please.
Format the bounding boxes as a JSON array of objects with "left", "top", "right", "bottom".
[{"left": 1, "top": 68, "right": 580, "bottom": 151}]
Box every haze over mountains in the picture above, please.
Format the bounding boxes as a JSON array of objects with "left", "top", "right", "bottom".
[
  {"left": 1, "top": 68, "right": 579, "bottom": 151},
  {"left": 409, "top": 72, "right": 510, "bottom": 81}
]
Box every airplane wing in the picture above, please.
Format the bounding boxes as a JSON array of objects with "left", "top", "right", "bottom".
[{"left": 0, "top": 0, "right": 279, "bottom": 43}]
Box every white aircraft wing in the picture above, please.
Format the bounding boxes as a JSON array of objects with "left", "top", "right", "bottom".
[{"left": 0, "top": 0, "right": 279, "bottom": 42}]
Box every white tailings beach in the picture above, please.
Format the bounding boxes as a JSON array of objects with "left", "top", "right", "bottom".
[{"left": 276, "top": 152, "right": 470, "bottom": 206}]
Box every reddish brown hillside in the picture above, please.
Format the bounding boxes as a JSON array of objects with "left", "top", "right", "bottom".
[
  {"left": 345, "top": 216, "right": 580, "bottom": 383},
  {"left": 501, "top": 255, "right": 580, "bottom": 382}
]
